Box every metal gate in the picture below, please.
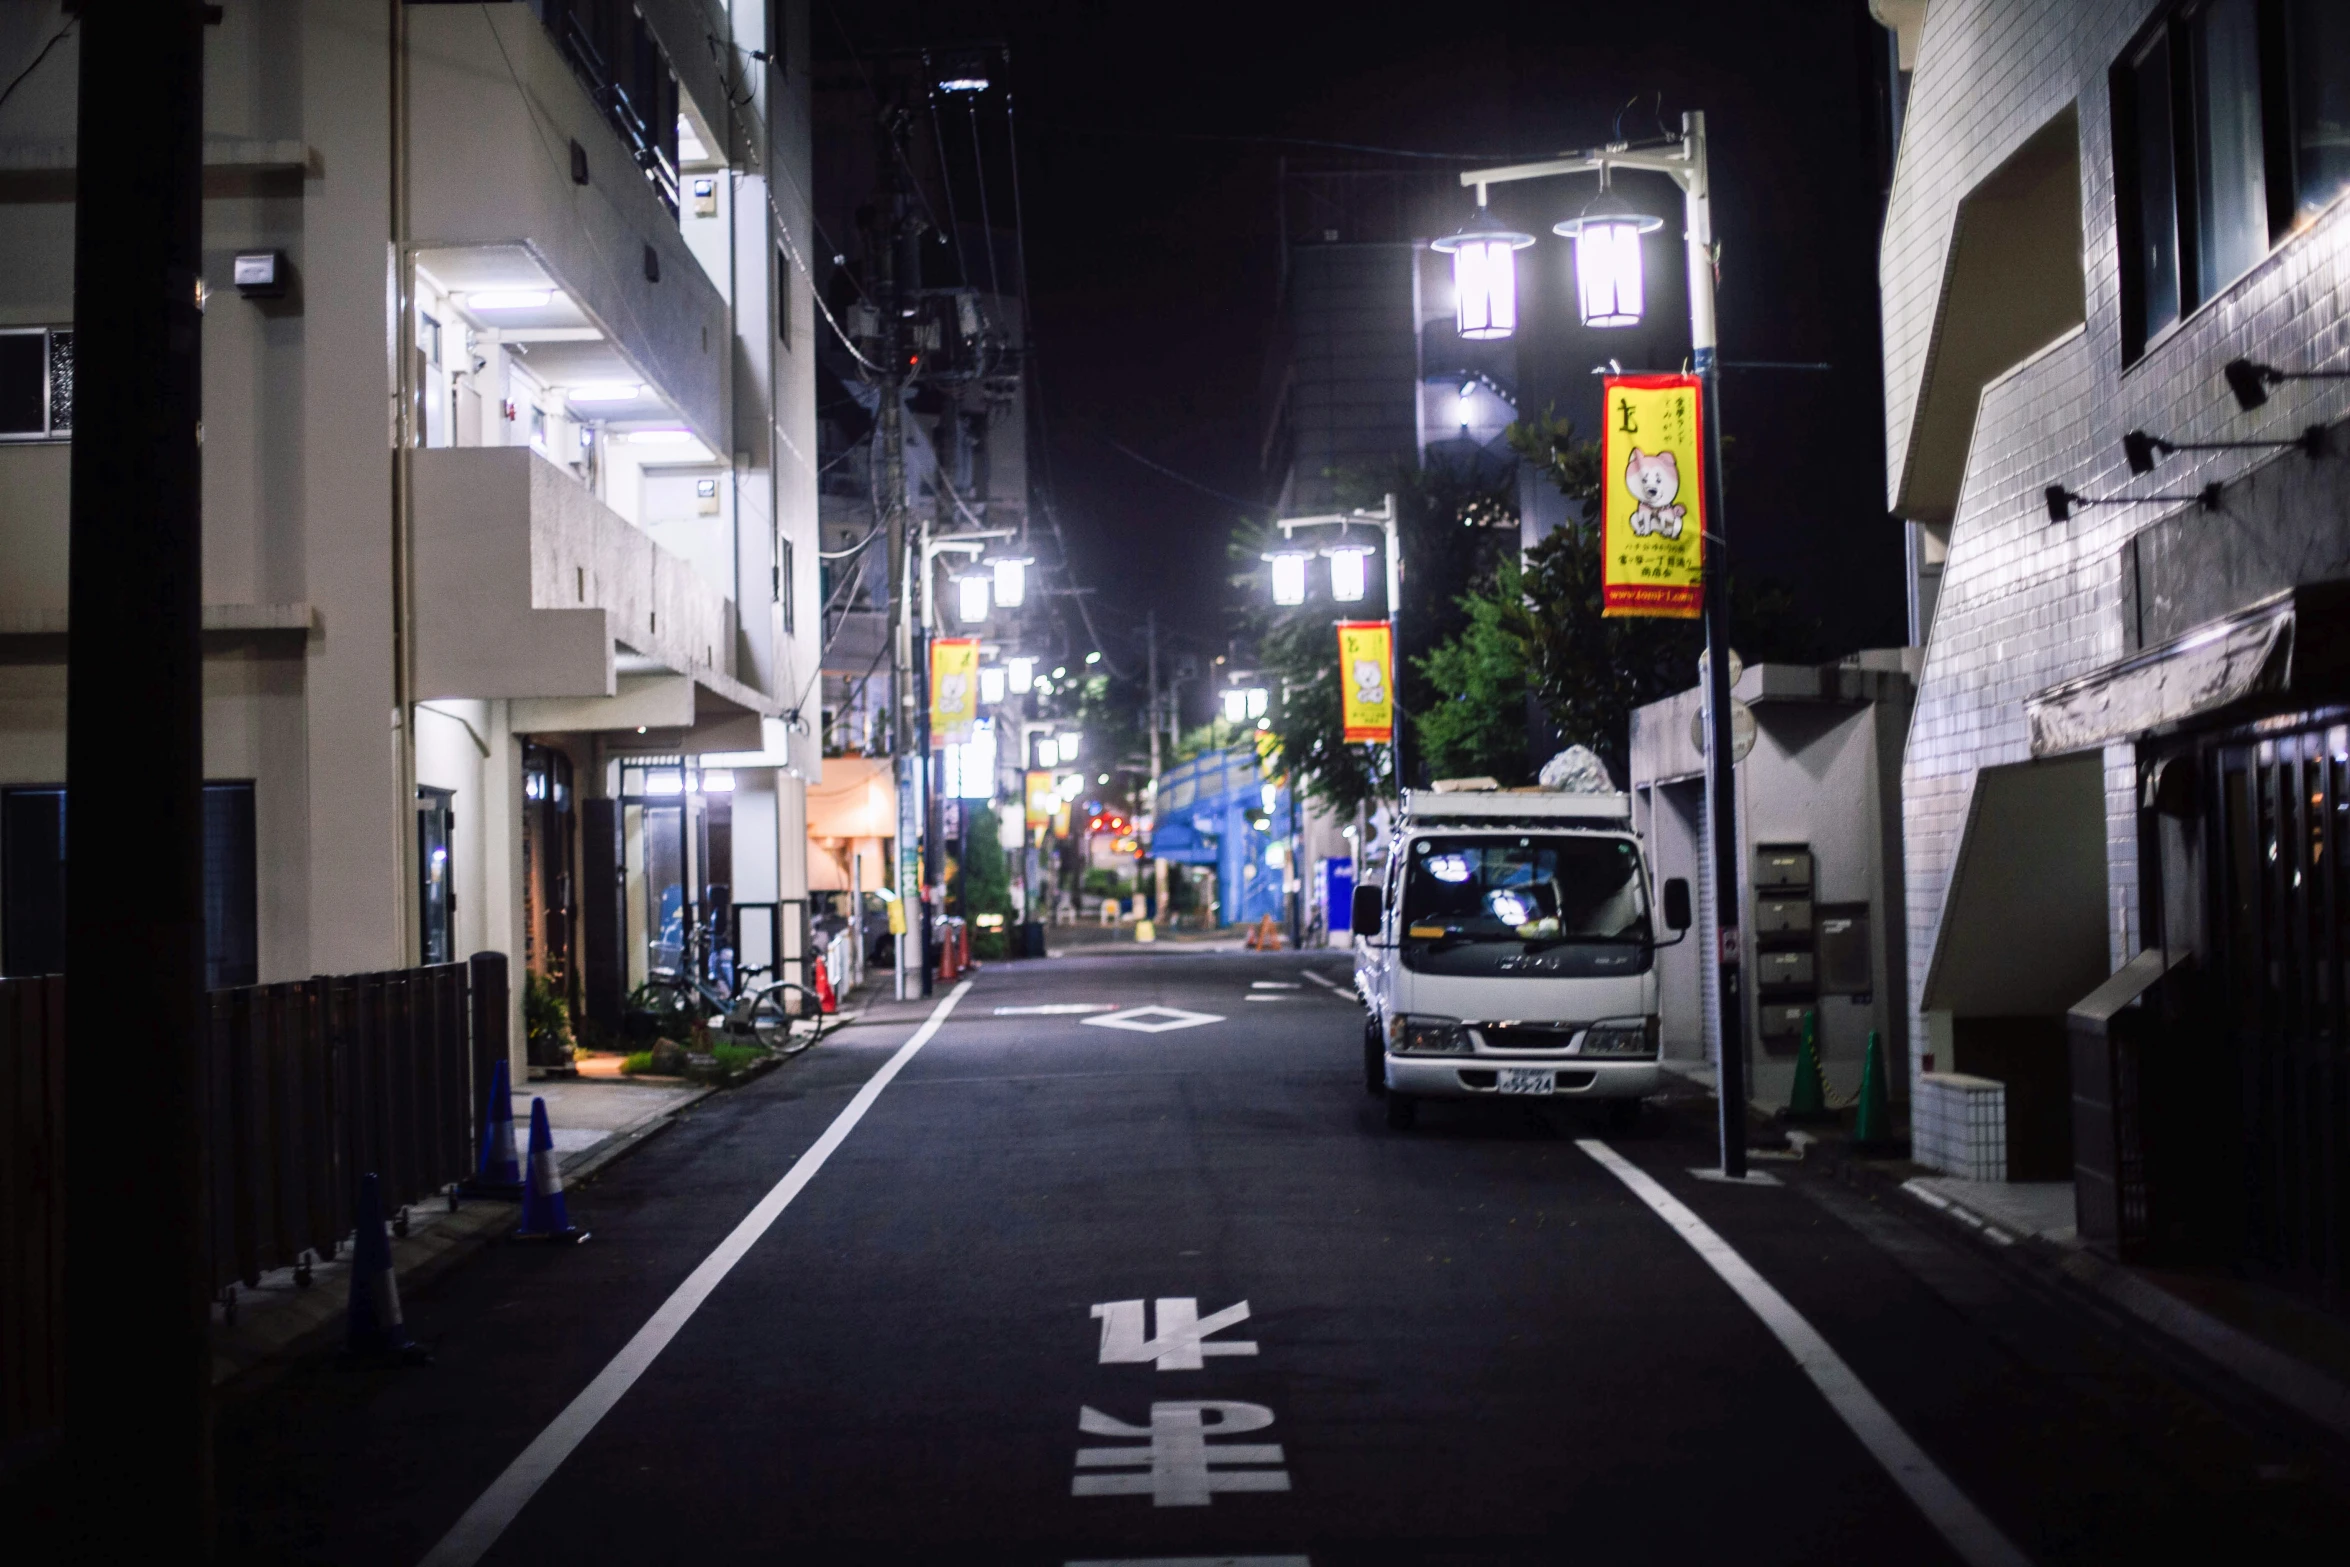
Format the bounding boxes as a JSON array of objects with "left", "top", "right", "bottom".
[{"left": 2209, "top": 723, "right": 2350, "bottom": 1302}]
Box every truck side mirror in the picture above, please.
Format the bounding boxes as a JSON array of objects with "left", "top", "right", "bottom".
[
  {"left": 1349, "top": 882, "right": 1383, "bottom": 935},
  {"left": 1663, "top": 878, "right": 1692, "bottom": 932}
]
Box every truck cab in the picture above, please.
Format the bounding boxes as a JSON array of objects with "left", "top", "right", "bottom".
[{"left": 1350, "top": 787, "right": 1691, "bottom": 1129}]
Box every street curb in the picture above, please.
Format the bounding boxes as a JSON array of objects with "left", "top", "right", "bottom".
[{"left": 1800, "top": 1137, "right": 2350, "bottom": 1449}]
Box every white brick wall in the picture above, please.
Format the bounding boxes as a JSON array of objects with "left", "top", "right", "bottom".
[{"left": 1890, "top": 0, "right": 2350, "bottom": 1085}]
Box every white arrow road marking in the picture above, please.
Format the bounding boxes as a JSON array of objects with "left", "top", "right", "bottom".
[
  {"left": 417, "top": 982, "right": 974, "bottom": 1567},
  {"left": 1081, "top": 1005, "right": 1224, "bottom": 1034},
  {"left": 1578, "top": 1139, "right": 2032, "bottom": 1567},
  {"left": 1074, "top": 1402, "right": 1290, "bottom": 1506},
  {"left": 994, "top": 1003, "right": 1120, "bottom": 1015},
  {"left": 1093, "top": 1297, "right": 1258, "bottom": 1369}
]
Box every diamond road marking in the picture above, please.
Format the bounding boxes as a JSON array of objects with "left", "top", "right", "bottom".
[
  {"left": 994, "top": 1003, "right": 1119, "bottom": 1015},
  {"left": 1081, "top": 1005, "right": 1225, "bottom": 1034}
]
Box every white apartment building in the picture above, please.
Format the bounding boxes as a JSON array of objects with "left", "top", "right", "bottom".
[
  {"left": 0, "top": 1, "right": 825, "bottom": 1076},
  {"left": 1883, "top": 0, "right": 2350, "bottom": 1296}
]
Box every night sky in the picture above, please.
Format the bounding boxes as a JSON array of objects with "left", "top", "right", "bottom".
[{"left": 817, "top": 1, "right": 1910, "bottom": 690}]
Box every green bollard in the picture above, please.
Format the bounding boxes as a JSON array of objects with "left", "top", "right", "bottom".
[
  {"left": 1786, "top": 1008, "right": 1829, "bottom": 1119},
  {"left": 1854, "top": 1028, "right": 1893, "bottom": 1147}
]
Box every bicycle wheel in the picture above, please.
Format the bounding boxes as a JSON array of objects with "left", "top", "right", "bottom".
[{"left": 747, "top": 981, "right": 826, "bottom": 1051}]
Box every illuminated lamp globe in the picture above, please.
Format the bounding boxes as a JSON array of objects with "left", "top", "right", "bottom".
[
  {"left": 1326, "top": 543, "right": 1376, "bottom": 603},
  {"left": 1266, "top": 550, "right": 1311, "bottom": 606},
  {"left": 1552, "top": 190, "right": 1663, "bottom": 330},
  {"left": 956, "top": 573, "right": 990, "bottom": 624},
  {"left": 1430, "top": 205, "right": 1537, "bottom": 341},
  {"left": 992, "top": 556, "right": 1030, "bottom": 607}
]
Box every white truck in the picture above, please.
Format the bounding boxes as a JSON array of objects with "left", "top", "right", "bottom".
[{"left": 1350, "top": 786, "right": 1690, "bottom": 1130}]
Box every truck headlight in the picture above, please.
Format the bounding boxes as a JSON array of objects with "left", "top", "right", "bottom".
[
  {"left": 1578, "top": 1018, "right": 1658, "bottom": 1056},
  {"left": 1388, "top": 1014, "right": 1470, "bottom": 1054}
]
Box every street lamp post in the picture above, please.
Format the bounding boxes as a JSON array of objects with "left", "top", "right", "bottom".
[
  {"left": 1457, "top": 112, "right": 1750, "bottom": 1180},
  {"left": 1271, "top": 493, "right": 1405, "bottom": 789}
]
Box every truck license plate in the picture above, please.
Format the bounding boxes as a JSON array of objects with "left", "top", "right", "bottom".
[{"left": 1496, "top": 1068, "right": 1555, "bottom": 1095}]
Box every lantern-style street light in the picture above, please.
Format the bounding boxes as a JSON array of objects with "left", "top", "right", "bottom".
[
  {"left": 992, "top": 555, "right": 1030, "bottom": 607},
  {"left": 1552, "top": 180, "right": 1664, "bottom": 329},
  {"left": 1267, "top": 549, "right": 1311, "bottom": 606},
  {"left": 1007, "top": 655, "right": 1036, "bottom": 693},
  {"left": 1326, "top": 542, "right": 1376, "bottom": 602},
  {"left": 1455, "top": 112, "right": 1750, "bottom": 1181},
  {"left": 1056, "top": 731, "right": 1083, "bottom": 765},
  {"left": 1430, "top": 205, "right": 1536, "bottom": 340},
  {"left": 955, "top": 572, "right": 990, "bottom": 624},
  {"left": 978, "top": 664, "right": 1007, "bottom": 704}
]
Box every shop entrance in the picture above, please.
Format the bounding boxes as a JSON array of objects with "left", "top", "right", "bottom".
[
  {"left": 521, "top": 742, "right": 578, "bottom": 1010},
  {"left": 2208, "top": 722, "right": 2350, "bottom": 1302}
]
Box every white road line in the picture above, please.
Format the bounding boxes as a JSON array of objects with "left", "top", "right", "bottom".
[
  {"left": 1298, "top": 969, "right": 1354, "bottom": 998},
  {"left": 1577, "top": 1139, "right": 2032, "bottom": 1567},
  {"left": 417, "top": 982, "right": 975, "bottom": 1567}
]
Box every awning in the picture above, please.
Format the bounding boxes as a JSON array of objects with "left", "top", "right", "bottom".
[{"left": 2024, "top": 583, "right": 2350, "bottom": 756}]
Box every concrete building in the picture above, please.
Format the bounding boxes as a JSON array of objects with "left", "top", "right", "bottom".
[
  {"left": 1883, "top": 0, "right": 2350, "bottom": 1293},
  {"left": 1630, "top": 653, "right": 1918, "bottom": 1110},
  {"left": 0, "top": 1, "right": 825, "bottom": 1078}
]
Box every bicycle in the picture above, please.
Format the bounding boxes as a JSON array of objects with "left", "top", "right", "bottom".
[{"left": 632, "top": 911, "right": 834, "bottom": 1053}]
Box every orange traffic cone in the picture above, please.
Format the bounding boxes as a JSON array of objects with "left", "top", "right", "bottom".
[{"left": 812, "top": 954, "right": 838, "bottom": 1014}]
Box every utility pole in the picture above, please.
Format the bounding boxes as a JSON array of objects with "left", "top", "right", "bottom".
[
  {"left": 65, "top": 3, "right": 211, "bottom": 1555},
  {"left": 1147, "top": 612, "right": 1167, "bottom": 924},
  {"left": 874, "top": 110, "right": 921, "bottom": 1001}
]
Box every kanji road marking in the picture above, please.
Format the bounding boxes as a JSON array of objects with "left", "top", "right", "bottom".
[
  {"left": 1073, "top": 1402, "right": 1290, "bottom": 1506},
  {"left": 416, "top": 983, "right": 974, "bottom": 1567},
  {"left": 1579, "top": 1139, "right": 2031, "bottom": 1567},
  {"left": 1081, "top": 1005, "right": 1224, "bottom": 1034},
  {"left": 1093, "top": 1297, "right": 1258, "bottom": 1369}
]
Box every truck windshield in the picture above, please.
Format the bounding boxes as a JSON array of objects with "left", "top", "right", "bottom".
[{"left": 1399, "top": 833, "right": 1652, "bottom": 977}]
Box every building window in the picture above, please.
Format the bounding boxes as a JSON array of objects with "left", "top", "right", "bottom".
[
  {"left": 0, "top": 326, "right": 73, "bottom": 441},
  {"left": 417, "top": 786, "right": 456, "bottom": 967},
  {"left": 777, "top": 249, "right": 792, "bottom": 349},
  {"left": 3, "top": 782, "right": 257, "bottom": 986},
  {"left": 2115, "top": 0, "right": 2350, "bottom": 361},
  {"left": 2285, "top": 0, "right": 2350, "bottom": 222}
]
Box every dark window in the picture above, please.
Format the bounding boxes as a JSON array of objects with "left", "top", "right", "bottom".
[
  {"left": 204, "top": 783, "right": 258, "bottom": 988},
  {"left": 418, "top": 787, "right": 455, "bottom": 967},
  {"left": 3, "top": 782, "right": 256, "bottom": 984},
  {"left": 2285, "top": 0, "right": 2350, "bottom": 220},
  {"left": 779, "top": 535, "right": 795, "bottom": 631},
  {"left": 2, "top": 789, "right": 67, "bottom": 977},
  {"left": 0, "top": 332, "right": 45, "bottom": 435},
  {"left": 2191, "top": 0, "right": 2270, "bottom": 296},
  {"left": 778, "top": 249, "right": 792, "bottom": 348},
  {"left": 2114, "top": 0, "right": 2350, "bottom": 361}
]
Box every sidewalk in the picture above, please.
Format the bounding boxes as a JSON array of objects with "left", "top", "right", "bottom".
[
  {"left": 209, "top": 1074, "right": 709, "bottom": 1388},
  {"left": 1784, "top": 1131, "right": 2350, "bottom": 1445}
]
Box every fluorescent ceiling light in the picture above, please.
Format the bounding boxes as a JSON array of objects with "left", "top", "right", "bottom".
[
  {"left": 566, "top": 382, "right": 644, "bottom": 404},
  {"left": 466, "top": 289, "right": 554, "bottom": 311},
  {"left": 621, "top": 429, "right": 698, "bottom": 446},
  {"left": 938, "top": 77, "right": 990, "bottom": 93}
]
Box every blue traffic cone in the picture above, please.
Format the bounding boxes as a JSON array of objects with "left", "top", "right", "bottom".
[
  {"left": 515, "top": 1097, "right": 588, "bottom": 1244},
  {"left": 466, "top": 1058, "right": 523, "bottom": 1196},
  {"left": 344, "top": 1171, "right": 430, "bottom": 1366}
]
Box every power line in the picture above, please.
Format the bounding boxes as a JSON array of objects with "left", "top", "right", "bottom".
[
  {"left": 1032, "top": 121, "right": 1519, "bottom": 163},
  {"left": 1104, "top": 438, "right": 1260, "bottom": 515},
  {"left": 0, "top": 14, "right": 74, "bottom": 117}
]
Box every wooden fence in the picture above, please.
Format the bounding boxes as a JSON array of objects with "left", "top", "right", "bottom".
[{"left": 1, "top": 952, "right": 507, "bottom": 1455}]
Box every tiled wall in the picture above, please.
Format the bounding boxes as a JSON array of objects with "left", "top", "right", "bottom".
[{"left": 1888, "top": 0, "right": 2350, "bottom": 1098}]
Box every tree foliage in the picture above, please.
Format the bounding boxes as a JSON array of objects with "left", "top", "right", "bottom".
[
  {"left": 1232, "top": 459, "right": 1519, "bottom": 817},
  {"left": 1413, "top": 411, "right": 1814, "bottom": 784}
]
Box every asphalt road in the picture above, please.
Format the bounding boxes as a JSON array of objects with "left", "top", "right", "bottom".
[{"left": 215, "top": 949, "right": 2350, "bottom": 1565}]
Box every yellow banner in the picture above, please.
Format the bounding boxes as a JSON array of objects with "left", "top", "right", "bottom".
[
  {"left": 1600, "top": 374, "right": 1705, "bottom": 618},
  {"left": 1337, "top": 620, "right": 1395, "bottom": 743},
  {"left": 1024, "top": 770, "right": 1057, "bottom": 832},
  {"left": 929, "top": 638, "right": 979, "bottom": 746}
]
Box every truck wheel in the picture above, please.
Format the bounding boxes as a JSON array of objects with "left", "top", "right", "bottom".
[
  {"left": 1385, "top": 1093, "right": 1418, "bottom": 1130},
  {"left": 1362, "top": 1020, "right": 1386, "bottom": 1096}
]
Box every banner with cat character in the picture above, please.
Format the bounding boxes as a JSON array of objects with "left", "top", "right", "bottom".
[
  {"left": 1336, "top": 620, "right": 1395, "bottom": 743},
  {"left": 1600, "top": 373, "right": 1705, "bottom": 618},
  {"left": 929, "top": 637, "right": 980, "bottom": 746}
]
